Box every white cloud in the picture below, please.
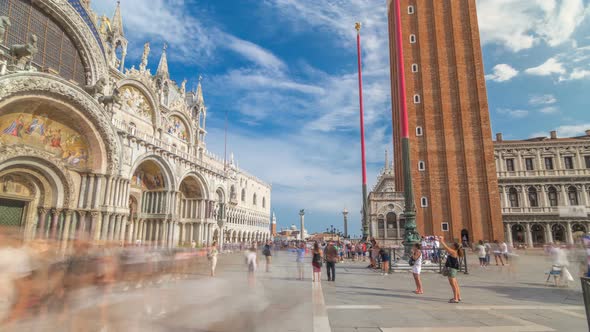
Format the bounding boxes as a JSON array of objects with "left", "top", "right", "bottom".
[
  {"left": 539, "top": 106, "right": 559, "bottom": 114},
  {"left": 485, "top": 64, "right": 519, "bottom": 82},
  {"left": 569, "top": 68, "right": 590, "bottom": 79},
  {"left": 555, "top": 123, "right": 590, "bottom": 137},
  {"left": 529, "top": 94, "right": 557, "bottom": 105},
  {"left": 497, "top": 108, "right": 529, "bottom": 118},
  {"left": 477, "top": 0, "right": 590, "bottom": 52},
  {"left": 524, "top": 57, "right": 566, "bottom": 76},
  {"left": 92, "top": 0, "right": 285, "bottom": 71}
]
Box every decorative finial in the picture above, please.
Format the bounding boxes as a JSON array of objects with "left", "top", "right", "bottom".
[
  {"left": 163, "top": 43, "right": 168, "bottom": 52},
  {"left": 198, "top": 75, "right": 203, "bottom": 83},
  {"left": 355, "top": 22, "right": 362, "bottom": 33}
]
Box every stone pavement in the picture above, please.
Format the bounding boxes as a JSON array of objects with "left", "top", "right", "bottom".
[{"left": 7, "top": 250, "right": 588, "bottom": 331}]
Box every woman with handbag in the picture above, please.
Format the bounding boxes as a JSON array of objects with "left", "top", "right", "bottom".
[
  {"left": 312, "top": 242, "right": 323, "bottom": 283},
  {"left": 439, "top": 237, "right": 462, "bottom": 303},
  {"left": 410, "top": 243, "right": 423, "bottom": 294}
]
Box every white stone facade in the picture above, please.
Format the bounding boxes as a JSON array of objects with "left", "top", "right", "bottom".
[
  {"left": 494, "top": 132, "right": 590, "bottom": 247},
  {"left": 0, "top": 0, "right": 271, "bottom": 247}
]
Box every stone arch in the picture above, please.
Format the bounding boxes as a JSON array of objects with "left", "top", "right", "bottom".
[
  {"left": 511, "top": 223, "right": 525, "bottom": 244},
  {"left": 0, "top": 151, "right": 77, "bottom": 209},
  {"left": 165, "top": 111, "right": 193, "bottom": 143},
  {"left": 115, "top": 79, "right": 161, "bottom": 129},
  {"left": 531, "top": 223, "right": 545, "bottom": 246},
  {"left": 28, "top": 0, "right": 108, "bottom": 82},
  {"left": 552, "top": 224, "right": 566, "bottom": 243},
  {"left": 0, "top": 74, "right": 121, "bottom": 173},
  {"left": 129, "top": 154, "right": 176, "bottom": 191}
]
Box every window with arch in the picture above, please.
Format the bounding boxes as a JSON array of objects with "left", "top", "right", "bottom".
[
  {"left": 568, "top": 186, "right": 579, "bottom": 205},
  {"left": 420, "top": 197, "right": 428, "bottom": 207},
  {"left": 508, "top": 188, "right": 519, "bottom": 208},
  {"left": 253, "top": 194, "right": 257, "bottom": 206},
  {"left": 416, "top": 126, "right": 423, "bottom": 136},
  {"left": 418, "top": 161, "right": 426, "bottom": 171},
  {"left": 408, "top": 5, "right": 415, "bottom": 14},
  {"left": 410, "top": 34, "right": 417, "bottom": 43},
  {"left": 230, "top": 185, "right": 236, "bottom": 200},
  {"left": 411, "top": 64, "right": 419, "bottom": 72},
  {"left": 528, "top": 187, "right": 538, "bottom": 207},
  {"left": 413, "top": 94, "right": 421, "bottom": 104},
  {"left": 262, "top": 197, "right": 266, "bottom": 208},
  {"left": 548, "top": 186, "right": 558, "bottom": 207},
  {"left": 241, "top": 189, "right": 246, "bottom": 202}
]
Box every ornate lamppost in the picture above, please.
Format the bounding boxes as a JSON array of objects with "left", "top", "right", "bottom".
[{"left": 342, "top": 208, "right": 349, "bottom": 238}]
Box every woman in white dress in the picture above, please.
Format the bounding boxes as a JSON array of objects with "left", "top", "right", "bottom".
[
  {"left": 411, "top": 243, "right": 423, "bottom": 294},
  {"left": 208, "top": 242, "right": 219, "bottom": 277}
]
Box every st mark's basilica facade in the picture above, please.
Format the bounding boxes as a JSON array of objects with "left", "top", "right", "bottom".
[{"left": 0, "top": 0, "right": 272, "bottom": 246}]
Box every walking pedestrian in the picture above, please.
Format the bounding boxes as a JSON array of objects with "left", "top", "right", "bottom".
[
  {"left": 411, "top": 243, "right": 423, "bottom": 294},
  {"left": 312, "top": 242, "right": 323, "bottom": 283},
  {"left": 476, "top": 240, "right": 486, "bottom": 267},
  {"left": 493, "top": 240, "right": 505, "bottom": 266},
  {"left": 208, "top": 242, "right": 219, "bottom": 277},
  {"left": 296, "top": 242, "right": 306, "bottom": 280},
  {"left": 439, "top": 237, "right": 462, "bottom": 303},
  {"left": 484, "top": 240, "right": 491, "bottom": 266},
  {"left": 263, "top": 241, "right": 272, "bottom": 272},
  {"left": 325, "top": 241, "right": 338, "bottom": 282},
  {"left": 245, "top": 246, "right": 257, "bottom": 287}
]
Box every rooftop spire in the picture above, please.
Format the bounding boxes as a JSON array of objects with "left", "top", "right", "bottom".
[
  {"left": 384, "top": 149, "right": 389, "bottom": 170},
  {"left": 111, "top": 1, "right": 124, "bottom": 37},
  {"left": 156, "top": 43, "right": 169, "bottom": 79},
  {"left": 196, "top": 75, "right": 204, "bottom": 104}
]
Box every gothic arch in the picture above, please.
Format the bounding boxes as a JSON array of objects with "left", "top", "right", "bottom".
[{"left": 165, "top": 110, "right": 194, "bottom": 143}]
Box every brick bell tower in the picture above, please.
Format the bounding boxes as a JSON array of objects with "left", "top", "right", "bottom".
[{"left": 387, "top": 0, "right": 503, "bottom": 243}]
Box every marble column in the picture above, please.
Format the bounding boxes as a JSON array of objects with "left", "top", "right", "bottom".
[
  {"left": 61, "top": 210, "right": 73, "bottom": 243},
  {"left": 108, "top": 214, "right": 116, "bottom": 241},
  {"left": 525, "top": 223, "right": 534, "bottom": 248},
  {"left": 91, "top": 212, "right": 101, "bottom": 241},
  {"left": 546, "top": 223, "right": 554, "bottom": 244},
  {"left": 155, "top": 221, "right": 160, "bottom": 246},
  {"left": 37, "top": 207, "right": 49, "bottom": 239},
  {"left": 566, "top": 222, "right": 574, "bottom": 245},
  {"left": 77, "top": 211, "right": 87, "bottom": 239},
  {"left": 50, "top": 209, "right": 62, "bottom": 239},
  {"left": 101, "top": 213, "right": 110, "bottom": 240}
]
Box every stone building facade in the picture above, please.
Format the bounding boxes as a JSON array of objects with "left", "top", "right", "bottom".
[
  {"left": 367, "top": 154, "right": 405, "bottom": 247},
  {"left": 387, "top": 0, "right": 503, "bottom": 243},
  {"left": 0, "top": 0, "right": 272, "bottom": 247},
  {"left": 495, "top": 131, "right": 590, "bottom": 247}
]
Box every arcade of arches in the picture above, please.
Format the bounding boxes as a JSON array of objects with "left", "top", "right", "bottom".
[
  {"left": 0, "top": 0, "right": 271, "bottom": 247},
  {"left": 506, "top": 222, "right": 588, "bottom": 247}
]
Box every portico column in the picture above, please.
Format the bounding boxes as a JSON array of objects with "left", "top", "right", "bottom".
[
  {"left": 50, "top": 209, "right": 62, "bottom": 239},
  {"left": 61, "top": 210, "right": 73, "bottom": 244},
  {"left": 37, "top": 207, "right": 49, "bottom": 238},
  {"left": 546, "top": 223, "right": 553, "bottom": 244},
  {"left": 560, "top": 185, "right": 569, "bottom": 206},
  {"left": 127, "top": 217, "right": 134, "bottom": 243},
  {"left": 525, "top": 223, "right": 534, "bottom": 248},
  {"left": 505, "top": 223, "right": 513, "bottom": 247},
  {"left": 77, "top": 211, "right": 87, "bottom": 239},
  {"left": 108, "top": 214, "right": 116, "bottom": 241},
  {"left": 101, "top": 213, "right": 110, "bottom": 240},
  {"left": 155, "top": 221, "right": 161, "bottom": 246},
  {"left": 90, "top": 212, "right": 101, "bottom": 241},
  {"left": 566, "top": 222, "right": 574, "bottom": 245},
  {"left": 189, "top": 223, "right": 194, "bottom": 243}
]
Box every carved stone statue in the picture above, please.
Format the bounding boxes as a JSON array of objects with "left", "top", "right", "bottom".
[
  {"left": 9, "top": 34, "right": 38, "bottom": 70},
  {"left": 0, "top": 16, "right": 11, "bottom": 46},
  {"left": 140, "top": 42, "right": 150, "bottom": 71},
  {"left": 98, "top": 87, "right": 121, "bottom": 114},
  {"left": 180, "top": 79, "right": 187, "bottom": 96},
  {"left": 83, "top": 77, "right": 107, "bottom": 97}
]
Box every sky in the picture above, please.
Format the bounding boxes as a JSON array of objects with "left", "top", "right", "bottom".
[{"left": 93, "top": 0, "right": 590, "bottom": 236}]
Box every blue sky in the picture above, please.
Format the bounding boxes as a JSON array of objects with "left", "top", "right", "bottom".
[{"left": 94, "top": 0, "right": 590, "bottom": 236}]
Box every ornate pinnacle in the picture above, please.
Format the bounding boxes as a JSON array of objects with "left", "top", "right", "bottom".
[{"left": 355, "top": 22, "right": 362, "bottom": 33}]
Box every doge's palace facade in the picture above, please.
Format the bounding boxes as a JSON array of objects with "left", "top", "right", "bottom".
[{"left": 0, "top": 0, "right": 271, "bottom": 247}]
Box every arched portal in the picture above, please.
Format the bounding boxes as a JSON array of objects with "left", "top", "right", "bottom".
[
  {"left": 461, "top": 229, "right": 470, "bottom": 246},
  {"left": 531, "top": 224, "right": 545, "bottom": 246},
  {"left": 511, "top": 224, "right": 525, "bottom": 244},
  {"left": 386, "top": 212, "right": 397, "bottom": 238},
  {"left": 552, "top": 224, "right": 566, "bottom": 243},
  {"left": 132, "top": 159, "right": 170, "bottom": 215}
]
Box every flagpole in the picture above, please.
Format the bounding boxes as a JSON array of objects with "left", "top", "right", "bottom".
[
  {"left": 393, "top": 0, "right": 420, "bottom": 257},
  {"left": 355, "top": 22, "right": 369, "bottom": 241}
]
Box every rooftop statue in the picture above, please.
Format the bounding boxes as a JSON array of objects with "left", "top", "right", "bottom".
[
  {"left": 9, "top": 34, "right": 38, "bottom": 70},
  {"left": 0, "top": 16, "right": 11, "bottom": 47}
]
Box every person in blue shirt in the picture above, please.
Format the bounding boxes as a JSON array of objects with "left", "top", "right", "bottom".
[{"left": 296, "top": 242, "right": 306, "bottom": 280}]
